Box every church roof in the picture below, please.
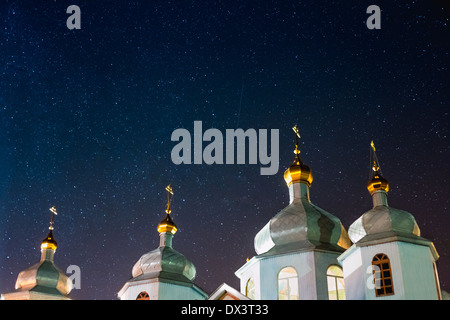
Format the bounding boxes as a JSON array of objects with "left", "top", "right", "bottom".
[
  {"left": 348, "top": 204, "right": 421, "bottom": 244},
  {"left": 254, "top": 127, "right": 351, "bottom": 256},
  {"left": 14, "top": 259, "right": 73, "bottom": 297},
  {"left": 343, "top": 202, "right": 439, "bottom": 262},
  {"left": 131, "top": 245, "right": 196, "bottom": 283},
  {"left": 209, "top": 283, "right": 250, "bottom": 300},
  {"left": 127, "top": 185, "right": 197, "bottom": 285},
  {"left": 254, "top": 197, "right": 351, "bottom": 256},
  {"left": 12, "top": 207, "right": 73, "bottom": 298},
  {"left": 346, "top": 141, "right": 439, "bottom": 261}
]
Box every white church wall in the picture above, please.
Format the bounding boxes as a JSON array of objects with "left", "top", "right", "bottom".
[
  {"left": 359, "top": 242, "right": 404, "bottom": 300},
  {"left": 236, "top": 257, "right": 261, "bottom": 299},
  {"left": 339, "top": 246, "right": 366, "bottom": 300},
  {"left": 238, "top": 250, "right": 347, "bottom": 300},
  {"left": 397, "top": 242, "right": 440, "bottom": 300},
  {"left": 313, "top": 251, "right": 343, "bottom": 300},
  {"left": 258, "top": 251, "right": 316, "bottom": 300},
  {"left": 119, "top": 279, "right": 207, "bottom": 300},
  {"left": 158, "top": 282, "right": 207, "bottom": 300},
  {"left": 340, "top": 241, "right": 440, "bottom": 300},
  {"left": 118, "top": 280, "right": 159, "bottom": 300}
]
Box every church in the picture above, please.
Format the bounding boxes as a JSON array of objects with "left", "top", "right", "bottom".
[
  {"left": 117, "top": 185, "right": 208, "bottom": 300},
  {"left": 1, "top": 129, "right": 443, "bottom": 300},
  {"left": 1, "top": 207, "right": 73, "bottom": 300},
  {"left": 233, "top": 135, "right": 442, "bottom": 300}
]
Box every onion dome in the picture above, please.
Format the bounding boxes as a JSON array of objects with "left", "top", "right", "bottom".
[
  {"left": 255, "top": 126, "right": 351, "bottom": 255},
  {"left": 14, "top": 255, "right": 73, "bottom": 297},
  {"left": 131, "top": 246, "right": 197, "bottom": 282},
  {"left": 41, "top": 230, "right": 57, "bottom": 250},
  {"left": 366, "top": 140, "right": 389, "bottom": 194},
  {"left": 254, "top": 197, "right": 352, "bottom": 255},
  {"left": 367, "top": 169, "right": 389, "bottom": 194},
  {"left": 367, "top": 164, "right": 389, "bottom": 195},
  {"left": 130, "top": 184, "right": 197, "bottom": 283},
  {"left": 157, "top": 213, "right": 178, "bottom": 235},
  {"left": 14, "top": 207, "right": 73, "bottom": 298},
  {"left": 348, "top": 141, "right": 424, "bottom": 246},
  {"left": 283, "top": 153, "right": 313, "bottom": 187},
  {"left": 348, "top": 205, "right": 421, "bottom": 244}
]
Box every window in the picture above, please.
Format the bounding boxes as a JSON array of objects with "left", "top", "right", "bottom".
[
  {"left": 327, "top": 265, "right": 346, "bottom": 300},
  {"left": 136, "top": 291, "right": 150, "bottom": 300},
  {"left": 372, "top": 254, "right": 394, "bottom": 297},
  {"left": 277, "top": 267, "right": 299, "bottom": 300},
  {"left": 246, "top": 278, "right": 255, "bottom": 300}
]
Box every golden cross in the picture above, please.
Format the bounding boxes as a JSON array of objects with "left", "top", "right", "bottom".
[
  {"left": 165, "top": 185, "right": 174, "bottom": 214},
  {"left": 49, "top": 206, "right": 58, "bottom": 230},
  {"left": 292, "top": 125, "right": 301, "bottom": 154},
  {"left": 370, "top": 141, "right": 380, "bottom": 172}
]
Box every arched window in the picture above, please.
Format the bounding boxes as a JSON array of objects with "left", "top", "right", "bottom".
[
  {"left": 372, "top": 254, "right": 394, "bottom": 297},
  {"left": 277, "top": 267, "right": 299, "bottom": 300},
  {"left": 136, "top": 291, "right": 150, "bottom": 300},
  {"left": 246, "top": 278, "right": 255, "bottom": 300},
  {"left": 327, "top": 265, "right": 346, "bottom": 300}
]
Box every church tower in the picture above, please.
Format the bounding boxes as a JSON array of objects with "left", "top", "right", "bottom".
[
  {"left": 118, "top": 185, "right": 207, "bottom": 300},
  {"left": 1, "top": 207, "right": 73, "bottom": 300},
  {"left": 338, "top": 141, "right": 442, "bottom": 300},
  {"left": 235, "top": 126, "right": 351, "bottom": 300}
]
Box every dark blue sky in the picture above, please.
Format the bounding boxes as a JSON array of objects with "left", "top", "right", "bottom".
[{"left": 0, "top": 0, "right": 448, "bottom": 299}]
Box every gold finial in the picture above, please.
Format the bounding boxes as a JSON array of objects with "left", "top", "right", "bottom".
[
  {"left": 158, "top": 185, "right": 178, "bottom": 235},
  {"left": 292, "top": 125, "right": 301, "bottom": 155},
  {"left": 165, "top": 184, "right": 174, "bottom": 214},
  {"left": 367, "top": 141, "right": 389, "bottom": 194},
  {"left": 284, "top": 125, "right": 313, "bottom": 186},
  {"left": 49, "top": 206, "right": 58, "bottom": 230},
  {"left": 41, "top": 207, "right": 58, "bottom": 250}
]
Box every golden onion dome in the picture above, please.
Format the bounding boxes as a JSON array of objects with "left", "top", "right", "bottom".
[
  {"left": 367, "top": 140, "right": 389, "bottom": 194},
  {"left": 41, "top": 230, "right": 57, "bottom": 251},
  {"left": 367, "top": 166, "right": 389, "bottom": 194},
  {"left": 284, "top": 153, "right": 313, "bottom": 187},
  {"left": 157, "top": 213, "right": 178, "bottom": 235}
]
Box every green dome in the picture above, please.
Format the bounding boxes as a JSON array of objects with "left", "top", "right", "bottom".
[
  {"left": 132, "top": 246, "right": 196, "bottom": 282},
  {"left": 15, "top": 256, "right": 73, "bottom": 297},
  {"left": 255, "top": 198, "right": 351, "bottom": 255},
  {"left": 348, "top": 205, "right": 421, "bottom": 244}
]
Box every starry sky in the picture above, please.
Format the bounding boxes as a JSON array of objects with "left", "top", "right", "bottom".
[{"left": 0, "top": 0, "right": 448, "bottom": 300}]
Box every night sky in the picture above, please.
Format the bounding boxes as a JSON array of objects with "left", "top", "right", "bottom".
[{"left": 0, "top": 1, "right": 448, "bottom": 300}]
